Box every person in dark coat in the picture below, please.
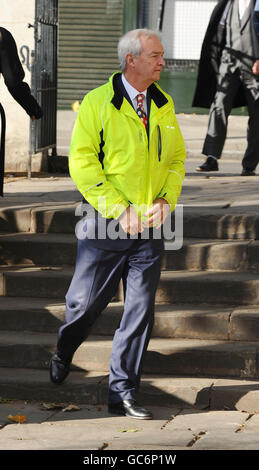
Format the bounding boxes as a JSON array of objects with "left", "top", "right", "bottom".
[
  {"left": 193, "top": 0, "right": 259, "bottom": 176},
  {"left": 0, "top": 27, "right": 43, "bottom": 194},
  {"left": 254, "top": 0, "right": 259, "bottom": 34}
]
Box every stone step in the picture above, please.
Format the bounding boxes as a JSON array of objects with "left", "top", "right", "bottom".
[
  {"left": 0, "top": 368, "right": 211, "bottom": 409},
  {"left": 164, "top": 239, "right": 259, "bottom": 272},
  {"left": 0, "top": 233, "right": 77, "bottom": 267},
  {"left": 182, "top": 208, "right": 259, "bottom": 240},
  {"left": 157, "top": 270, "right": 259, "bottom": 305},
  {"left": 1, "top": 204, "right": 259, "bottom": 240},
  {"left": 0, "top": 266, "right": 74, "bottom": 299},
  {"left": 1, "top": 266, "right": 259, "bottom": 305},
  {"left": 1, "top": 297, "right": 259, "bottom": 341},
  {"left": 0, "top": 233, "right": 258, "bottom": 272},
  {"left": 3, "top": 368, "right": 259, "bottom": 412},
  {"left": 0, "top": 331, "right": 259, "bottom": 378},
  {"left": 0, "top": 203, "right": 78, "bottom": 234},
  {"left": 1, "top": 367, "right": 259, "bottom": 412}
]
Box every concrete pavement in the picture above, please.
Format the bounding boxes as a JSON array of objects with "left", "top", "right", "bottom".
[
  {"left": 3, "top": 113, "right": 259, "bottom": 212},
  {"left": 0, "top": 113, "right": 259, "bottom": 453},
  {"left": 1, "top": 399, "right": 259, "bottom": 451}
]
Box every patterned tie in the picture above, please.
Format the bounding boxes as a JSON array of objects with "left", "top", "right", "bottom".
[{"left": 136, "top": 93, "right": 147, "bottom": 128}]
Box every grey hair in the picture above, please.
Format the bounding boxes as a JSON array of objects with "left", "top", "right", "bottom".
[{"left": 118, "top": 28, "right": 162, "bottom": 71}]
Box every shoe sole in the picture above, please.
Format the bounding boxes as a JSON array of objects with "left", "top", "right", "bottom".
[
  {"left": 126, "top": 413, "right": 153, "bottom": 420},
  {"left": 108, "top": 409, "right": 153, "bottom": 420},
  {"left": 196, "top": 168, "right": 218, "bottom": 172}
]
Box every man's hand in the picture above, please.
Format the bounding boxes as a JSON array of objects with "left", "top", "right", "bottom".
[
  {"left": 118, "top": 206, "right": 144, "bottom": 235},
  {"left": 144, "top": 198, "right": 171, "bottom": 229},
  {"left": 252, "top": 60, "right": 259, "bottom": 75}
]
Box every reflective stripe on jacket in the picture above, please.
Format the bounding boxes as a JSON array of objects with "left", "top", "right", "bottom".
[{"left": 69, "top": 72, "right": 186, "bottom": 220}]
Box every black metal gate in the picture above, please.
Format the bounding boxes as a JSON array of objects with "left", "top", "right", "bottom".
[{"left": 29, "top": 0, "right": 58, "bottom": 176}]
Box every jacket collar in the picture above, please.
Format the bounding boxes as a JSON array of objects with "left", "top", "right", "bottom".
[
  {"left": 220, "top": 0, "right": 256, "bottom": 28},
  {"left": 240, "top": 0, "right": 254, "bottom": 31},
  {"left": 110, "top": 72, "right": 168, "bottom": 111},
  {"left": 219, "top": 0, "right": 232, "bottom": 27}
]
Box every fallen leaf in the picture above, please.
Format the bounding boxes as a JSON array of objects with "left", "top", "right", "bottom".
[
  {"left": 62, "top": 404, "right": 80, "bottom": 412},
  {"left": 41, "top": 402, "right": 80, "bottom": 412},
  {"left": 8, "top": 414, "right": 26, "bottom": 424},
  {"left": 41, "top": 402, "right": 66, "bottom": 410},
  {"left": 0, "top": 397, "right": 15, "bottom": 403}
]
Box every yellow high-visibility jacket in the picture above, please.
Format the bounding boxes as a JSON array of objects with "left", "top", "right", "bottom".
[{"left": 69, "top": 73, "right": 186, "bottom": 220}]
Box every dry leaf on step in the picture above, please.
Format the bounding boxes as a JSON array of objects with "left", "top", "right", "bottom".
[
  {"left": 8, "top": 414, "right": 26, "bottom": 424},
  {"left": 62, "top": 404, "right": 81, "bottom": 412}
]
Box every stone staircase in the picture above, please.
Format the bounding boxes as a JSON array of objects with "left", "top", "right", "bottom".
[{"left": 1, "top": 202, "right": 259, "bottom": 411}]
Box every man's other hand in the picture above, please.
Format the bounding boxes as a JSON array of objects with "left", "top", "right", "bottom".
[
  {"left": 144, "top": 198, "right": 171, "bottom": 228},
  {"left": 252, "top": 60, "right": 259, "bottom": 74},
  {"left": 119, "top": 206, "right": 144, "bottom": 235}
]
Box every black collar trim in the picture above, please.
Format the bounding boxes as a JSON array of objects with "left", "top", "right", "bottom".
[
  {"left": 149, "top": 82, "right": 168, "bottom": 108},
  {"left": 111, "top": 73, "right": 168, "bottom": 110},
  {"left": 111, "top": 73, "right": 124, "bottom": 110}
]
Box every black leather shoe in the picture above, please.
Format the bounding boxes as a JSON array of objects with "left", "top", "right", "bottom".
[
  {"left": 196, "top": 156, "right": 218, "bottom": 172},
  {"left": 241, "top": 168, "right": 256, "bottom": 176},
  {"left": 49, "top": 353, "right": 71, "bottom": 384},
  {"left": 108, "top": 399, "right": 153, "bottom": 420}
]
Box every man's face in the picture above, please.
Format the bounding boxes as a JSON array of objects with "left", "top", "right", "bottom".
[{"left": 131, "top": 35, "right": 166, "bottom": 86}]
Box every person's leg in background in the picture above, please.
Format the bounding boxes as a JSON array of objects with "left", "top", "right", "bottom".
[
  {"left": 197, "top": 60, "right": 241, "bottom": 172},
  {"left": 240, "top": 68, "right": 259, "bottom": 175}
]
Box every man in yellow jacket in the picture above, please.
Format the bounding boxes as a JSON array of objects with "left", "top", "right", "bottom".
[{"left": 50, "top": 28, "right": 186, "bottom": 419}]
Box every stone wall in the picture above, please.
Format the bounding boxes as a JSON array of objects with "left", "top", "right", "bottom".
[{"left": 0, "top": 0, "right": 45, "bottom": 173}]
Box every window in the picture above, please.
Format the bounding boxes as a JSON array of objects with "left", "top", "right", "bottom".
[{"left": 146, "top": 0, "right": 217, "bottom": 60}]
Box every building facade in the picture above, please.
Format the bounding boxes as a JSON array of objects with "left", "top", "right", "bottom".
[
  {"left": 57, "top": 0, "right": 218, "bottom": 114},
  {"left": 0, "top": 0, "right": 38, "bottom": 173},
  {"left": 2, "top": 0, "right": 242, "bottom": 173}
]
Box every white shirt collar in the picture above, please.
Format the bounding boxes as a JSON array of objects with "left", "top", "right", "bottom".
[{"left": 121, "top": 74, "right": 147, "bottom": 104}]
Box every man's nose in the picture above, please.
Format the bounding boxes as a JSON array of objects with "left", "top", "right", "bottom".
[{"left": 159, "top": 56, "right": 166, "bottom": 66}]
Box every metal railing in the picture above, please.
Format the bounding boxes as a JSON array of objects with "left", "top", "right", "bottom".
[{"left": 29, "top": 0, "right": 58, "bottom": 176}]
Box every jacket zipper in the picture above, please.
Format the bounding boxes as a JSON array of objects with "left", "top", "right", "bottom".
[{"left": 157, "top": 125, "right": 162, "bottom": 161}]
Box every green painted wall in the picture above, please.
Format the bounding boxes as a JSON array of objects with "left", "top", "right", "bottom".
[
  {"left": 123, "top": 0, "right": 138, "bottom": 31},
  {"left": 158, "top": 70, "right": 199, "bottom": 114},
  {"left": 158, "top": 69, "right": 247, "bottom": 116}
]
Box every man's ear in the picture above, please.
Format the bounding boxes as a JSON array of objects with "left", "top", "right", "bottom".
[{"left": 125, "top": 53, "right": 135, "bottom": 68}]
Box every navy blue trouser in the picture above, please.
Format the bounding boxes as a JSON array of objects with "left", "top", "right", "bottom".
[{"left": 57, "top": 236, "right": 163, "bottom": 404}]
